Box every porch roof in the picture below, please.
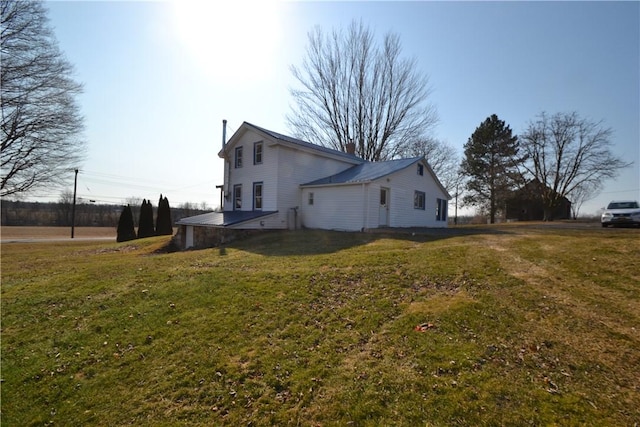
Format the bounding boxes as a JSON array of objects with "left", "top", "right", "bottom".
[{"left": 176, "top": 210, "right": 278, "bottom": 227}]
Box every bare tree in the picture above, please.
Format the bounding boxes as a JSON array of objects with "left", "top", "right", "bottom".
[
  {"left": 1, "top": 0, "right": 85, "bottom": 197},
  {"left": 568, "top": 181, "right": 598, "bottom": 219},
  {"left": 402, "top": 137, "right": 459, "bottom": 193},
  {"left": 288, "top": 20, "right": 438, "bottom": 161},
  {"left": 56, "top": 188, "right": 73, "bottom": 225},
  {"left": 520, "top": 112, "right": 631, "bottom": 221}
]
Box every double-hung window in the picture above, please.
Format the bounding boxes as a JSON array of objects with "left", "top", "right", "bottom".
[
  {"left": 414, "top": 191, "right": 425, "bottom": 210},
  {"left": 254, "top": 142, "right": 263, "bottom": 165},
  {"left": 235, "top": 146, "right": 243, "bottom": 168},
  {"left": 417, "top": 164, "right": 424, "bottom": 176},
  {"left": 253, "top": 182, "right": 263, "bottom": 210},
  {"left": 233, "top": 184, "right": 242, "bottom": 210}
]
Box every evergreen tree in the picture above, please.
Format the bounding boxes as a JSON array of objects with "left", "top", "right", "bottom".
[
  {"left": 137, "top": 199, "right": 155, "bottom": 238},
  {"left": 155, "top": 194, "right": 173, "bottom": 235},
  {"left": 116, "top": 205, "right": 137, "bottom": 242},
  {"left": 460, "top": 114, "right": 522, "bottom": 223}
]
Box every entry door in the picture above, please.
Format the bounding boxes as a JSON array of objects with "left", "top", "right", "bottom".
[{"left": 379, "top": 187, "right": 389, "bottom": 226}]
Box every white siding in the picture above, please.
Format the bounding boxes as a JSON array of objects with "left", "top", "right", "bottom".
[
  {"left": 221, "top": 128, "right": 357, "bottom": 229},
  {"left": 301, "top": 184, "right": 367, "bottom": 231},
  {"left": 378, "top": 160, "right": 449, "bottom": 228},
  {"left": 301, "top": 160, "right": 449, "bottom": 230},
  {"left": 222, "top": 129, "right": 280, "bottom": 213}
]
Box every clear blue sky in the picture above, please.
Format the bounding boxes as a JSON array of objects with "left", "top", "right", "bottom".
[{"left": 43, "top": 0, "right": 639, "bottom": 216}]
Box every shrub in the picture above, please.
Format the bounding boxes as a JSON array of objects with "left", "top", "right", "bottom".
[{"left": 116, "top": 205, "right": 136, "bottom": 242}]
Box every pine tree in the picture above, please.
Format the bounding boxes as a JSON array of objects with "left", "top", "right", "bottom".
[
  {"left": 460, "top": 114, "right": 522, "bottom": 223},
  {"left": 116, "top": 205, "right": 137, "bottom": 242},
  {"left": 137, "top": 199, "right": 155, "bottom": 238},
  {"left": 155, "top": 194, "right": 173, "bottom": 235}
]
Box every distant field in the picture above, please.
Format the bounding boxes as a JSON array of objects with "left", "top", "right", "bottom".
[
  {"left": 2, "top": 225, "right": 639, "bottom": 426},
  {"left": 1, "top": 226, "right": 116, "bottom": 239}
]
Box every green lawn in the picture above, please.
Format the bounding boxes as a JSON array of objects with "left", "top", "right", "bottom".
[{"left": 2, "top": 226, "right": 639, "bottom": 426}]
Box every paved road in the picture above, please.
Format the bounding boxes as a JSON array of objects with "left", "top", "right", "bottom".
[{"left": 1, "top": 236, "right": 115, "bottom": 244}]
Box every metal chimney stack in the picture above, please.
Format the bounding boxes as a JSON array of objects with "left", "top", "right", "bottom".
[{"left": 222, "top": 119, "right": 227, "bottom": 149}]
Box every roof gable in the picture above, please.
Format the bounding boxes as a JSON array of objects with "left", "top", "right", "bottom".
[{"left": 219, "top": 122, "right": 363, "bottom": 164}]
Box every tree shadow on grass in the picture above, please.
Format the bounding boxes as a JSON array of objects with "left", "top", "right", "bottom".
[{"left": 225, "top": 226, "right": 512, "bottom": 257}]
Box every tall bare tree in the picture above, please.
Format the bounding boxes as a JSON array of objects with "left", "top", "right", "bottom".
[
  {"left": 520, "top": 112, "right": 630, "bottom": 221},
  {"left": 288, "top": 20, "right": 438, "bottom": 161},
  {"left": 1, "top": 0, "right": 85, "bottom": 197}
]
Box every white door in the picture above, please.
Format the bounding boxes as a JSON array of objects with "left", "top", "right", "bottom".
[
  {"left": 185, "top": 226, "right": 194, "bottom": 248},
  {"left": 379, "top": 187, "right": 389, "bottom": 226}
]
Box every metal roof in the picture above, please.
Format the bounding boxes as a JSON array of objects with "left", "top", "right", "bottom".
[
  {"left": 176, "top": 210, "right": 278, "bottom": 227},
  {"left": 243, "top": 122, "right": 364, "bottom": 163},
  {"left": 301, "top": 157, "right": 423, "bottom": 186}
]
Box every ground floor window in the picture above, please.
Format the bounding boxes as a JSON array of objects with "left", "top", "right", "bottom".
[
  {"left": 234, "top": 184, "right": 242, "bottom": 210},
  {"left": 414, "top": 191, "right": 425, "bottom": 210},
  {"left": 436, "top": 198, "right": 447, "bottom": 221},
  {"left": 253, "top": 182, "right": 263, "bottom": 210}
]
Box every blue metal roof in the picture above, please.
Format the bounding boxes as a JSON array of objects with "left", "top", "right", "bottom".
[
  {"left": 302, "top": 157, "right": 423, "bottom": 186},
  {"left": 176, "top": 210, "right": 278, "bottom": 227}
]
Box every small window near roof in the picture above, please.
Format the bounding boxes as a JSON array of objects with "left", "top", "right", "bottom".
[
  {"left": 308, "top": 192, "right": 314, "bottom": 205},
  {"left": 417, "top": 164, "right": 424, "bottom": 176}
]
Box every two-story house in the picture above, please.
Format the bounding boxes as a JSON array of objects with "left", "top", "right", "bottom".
[{"left": 175, "top": 122, "right": 450, "bottom": 249}]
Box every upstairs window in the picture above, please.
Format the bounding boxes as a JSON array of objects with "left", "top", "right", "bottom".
[
  {"left": 308, "top": 192, "right": 314, "bottom": 205},
  {"left": 417, "top": 164, "right": 424, "bottom": 176},
  {"left": 254, "top": 142, "right": 263, "bottom": 165},
  {"left": 235, "top": 146, "right": 243, "bottom": 168},
  {"left": 414, "top": 191, "right": 425, "bottom": 210}
]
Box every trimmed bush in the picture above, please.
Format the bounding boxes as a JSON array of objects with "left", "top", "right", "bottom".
[
  {"left": 137, "top": 199, "right": 155, "bottom": 238},
  {"left": 155, "top": 194, "right": 173, "bottom": 235},
  {"left": 116, "top": 205, "right": 137, "bottom": 242}
]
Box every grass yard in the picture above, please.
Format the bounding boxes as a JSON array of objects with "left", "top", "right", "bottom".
[{"left": 1, "top": 225, "right": 639, "bottom": 426}]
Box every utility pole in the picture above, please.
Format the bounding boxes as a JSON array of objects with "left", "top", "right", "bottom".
[{"left": 71, "top": 169, "right": 78, "bottom": 238}]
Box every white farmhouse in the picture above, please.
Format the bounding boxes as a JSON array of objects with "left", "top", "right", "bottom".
[{"left": 176, "top": 122, "right": 450, "bottom": 249}]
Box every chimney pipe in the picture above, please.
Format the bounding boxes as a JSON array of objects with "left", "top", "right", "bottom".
[
  {"left": 346, "top": 141, "right": 356, "bottom": 155},
  {"left": 222, "top": 119, "right": 227, "bottom": 148}
]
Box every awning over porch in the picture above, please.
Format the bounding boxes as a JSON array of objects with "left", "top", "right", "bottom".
[{"left": 176, "top": 210, "right": 278, "bottom": 227}]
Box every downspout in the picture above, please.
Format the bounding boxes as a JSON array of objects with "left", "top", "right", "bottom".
[
  {"left": 222, "top": 119, "right": 231, "bottom": 209},
  {"left": 362, "top": 182, "right": 367, "bottom": 231}
]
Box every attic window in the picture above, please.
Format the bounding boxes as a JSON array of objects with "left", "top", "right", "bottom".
[
  {"left": 417, "top": 164, "right": 424, "bottom": 176},
  {"left": 308, "top": 192, "right": 314, "bottom": 205},
  {"left": 235, "top": 146, "right": 243, "bottom": 168}
]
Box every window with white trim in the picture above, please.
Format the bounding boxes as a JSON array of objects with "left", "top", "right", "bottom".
[{"left": 308, "top": 192, "right": 314, "bottom": 205}]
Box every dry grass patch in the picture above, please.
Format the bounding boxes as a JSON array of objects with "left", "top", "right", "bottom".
[{"left": 2, "top": 226, "right": 639, "bottom": 425}]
